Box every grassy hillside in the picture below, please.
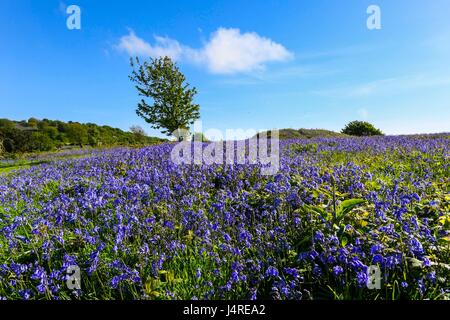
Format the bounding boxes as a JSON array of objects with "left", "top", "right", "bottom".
[
  {"left": 0, "top": 117, "right": 165, "bottom": 155},
  {"left": 256, "top": 128, "right": 347, "bottom": 140}
]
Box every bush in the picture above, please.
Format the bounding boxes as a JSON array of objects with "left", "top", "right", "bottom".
[
  {"left": 341, "top": 121, "right": 384, "bottom": 136},
  {"left": 30, "top": 132, "right": 55, "bottom": 151}
]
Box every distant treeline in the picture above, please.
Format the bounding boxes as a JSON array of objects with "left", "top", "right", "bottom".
[{"left": 0, "top": 118, "right": 165, "bottom": 154}]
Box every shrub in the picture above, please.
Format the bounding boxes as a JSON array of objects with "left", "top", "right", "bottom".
[{"left": 341, "top": 121, "right": 383, "bottom": 136}]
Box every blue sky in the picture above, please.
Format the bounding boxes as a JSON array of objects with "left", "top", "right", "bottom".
[{"left": 1, "top": 0, "right": 449, "bottom": 138}]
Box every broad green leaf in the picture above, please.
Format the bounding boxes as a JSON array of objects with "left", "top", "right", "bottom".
[
  {"left": 341, "top": 236, "right": 348, "bottom": 247},
  {"left": 304, "top": 204, "right": 331, "bottom": 221},
  {"left": 336, "top": 199, "right": 366, "bottom": 223}
]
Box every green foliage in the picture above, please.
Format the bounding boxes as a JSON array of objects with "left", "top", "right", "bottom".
[
  {"left": 129, "top": 56, "right": 200, "bottom": 139},
  {"left": 66, "top": 122, "right": 88, "bottom": 147},
  {"left": 27, "top": 117, "right": 39, "bottom": 128},
  {"left": 341, "top": 121, "right": 384, "bottom": 136},
  {"left": 0, "top": 118, "right": 165, "bottom": 155},
  {"left": 30, "top": 132, "right": 55, "bottom": 151},
  {"left": 335, "top": 198, "right": 366, "bottom": 224},
  {"left": 0, "top": 119, "right": 15, "bottom": 129},
  {"left": 130, "top": 125, "right": 148, "bottom": 144},
  {"left": 0, "top": 138, "right": 4, "bottom": 159},
  {"left": 290, "top": 143, "right": 318, "bottom": 154}
]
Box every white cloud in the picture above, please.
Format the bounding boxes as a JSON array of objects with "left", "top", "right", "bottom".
[
  {"left": 117, "top": 31, "right": 184, "bottom": 60},
  {"left": 116, "top": 28, "right": 292, "bottom": 74},
  {"left": 357, "top": 108, "right": 369, "bottom": 119},
  {"left": 199, "top": 28, "right": 292, "bottom": 74}
]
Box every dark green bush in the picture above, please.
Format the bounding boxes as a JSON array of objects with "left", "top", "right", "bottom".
[{"left": 341, "top": 121, "right": 384, "bottom": 136}]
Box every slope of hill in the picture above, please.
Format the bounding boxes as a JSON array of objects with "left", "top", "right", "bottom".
[
  {"left": 256, "top": 128, "right": 347, "bottom": 140},
  {"left": 0, "top": 118, "right": 165, "bottom": 154}
]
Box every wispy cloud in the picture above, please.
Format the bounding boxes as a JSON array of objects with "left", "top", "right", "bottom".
[
  {"left": 357, "top": 108, "right": 369, "bottom": 120},
  {"left": 379, "top": 118, "right": 450, "bottom": 135},
  {"left": 116, "top": 28, "right": 293, "bottom": 75},
  {"left": 295, "top": 44, "right": 377, "bottom": 61},
  {"left": 116, "top": 30, "right": 185, "bottom": 60},
  {"left": 422, "top": 30, "right": 450, "bottom": 55},
  {"left": 217, "top": 65, "right": 340, "bottom": 86},
  {"left": 313, "top": 74, "right": 450, "bottom": 98}
]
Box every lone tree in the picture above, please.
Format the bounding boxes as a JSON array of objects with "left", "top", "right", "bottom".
[
  {"left": 129, "top": 56, "right": 200, "bottom": 141},
  {"left": 130, "top": 125, "right": 147, "bottom": 137},
  {"left": 342, "top": 120, "right": 384, "bottom": 136},
  {"left": 130, "top": 125, "right": 147, "bottom": 144}
]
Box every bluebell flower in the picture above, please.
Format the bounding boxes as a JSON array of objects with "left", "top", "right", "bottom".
[
  {"left": 249, "top": 289, "right": 257, "bottom": 300},
  {"left": 417, "top": 278, "right": 426, "bottom": 294},
  {"left": 326, "top": 255, "right": 337, "bottom": 264},
  {"left": 265, "top": 266, "right": 279, "bottom": 278},
  {"left": 312, "top": 265, "right": 322, "bottom": 277},
  {"left": 223, "top": 233, "right": 231, "bottom": 242},
  {"left": 11, "top": 263, "right": 28, "bottom": 276},
  {"left": 372, "top": 254, "right": 384, "bottom": 264},
  {"left": 37, "top": 283, "right": 47, "bottom": 294},
  {"left": 426, "top": 271, "right": 436, "bottom": 283},
  {"left": 370, "top": 244, "right": 383, "bottom": 255},
  {"left": 409, "top": 238, "right": 424, "bottom": 256},
  {"left": 163, "top": 220, "right": 174, "bottom": 229},
  {"left": 313, "top": 231, "right": 324, "bottom": 243},
  {"left": 284, "top": 267, "right": 300, "bottom": 279},
  {"left": 356, "top": 271, "right": 368, "bottom": 288},
  {"left": 333, "top": 265, "right": 344, "bottom": 277},
  {"left": 19, "top": 289, "right": 33, "bottom": 300}
]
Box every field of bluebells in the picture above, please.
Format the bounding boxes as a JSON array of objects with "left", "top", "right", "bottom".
[{"left": 0, "top": 134, "right": 449, "bottom": 300}]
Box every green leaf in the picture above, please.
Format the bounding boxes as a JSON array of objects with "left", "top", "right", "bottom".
[
  {"left": 336, "top": 199, "right": 366, "bottom": 223},
  {"left": 303, "top": 204, "right": 332, "bottom": 221}
]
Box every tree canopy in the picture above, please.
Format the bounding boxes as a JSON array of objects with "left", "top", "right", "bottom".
[{"left": 129, "top": 56, "right": 200, "bottom": 140}]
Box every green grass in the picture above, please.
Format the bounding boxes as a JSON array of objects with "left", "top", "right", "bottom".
[
  {"left": 0, "top": 161, "right": 48, "bottom": 175},
  {"left": 0, "top": 166, "right": 25, "bottom": 174}
]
